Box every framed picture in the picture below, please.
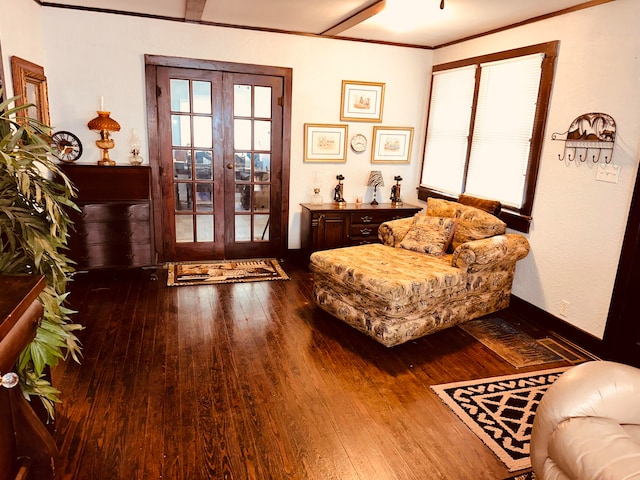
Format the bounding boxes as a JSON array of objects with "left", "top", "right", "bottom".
[
  {"left": 340, "top": 80, "right": 385, "bottom": 122},
  {"left": 304, "top": 123, "right": 348, "bottom": 163},
  {"left": 371, "top": 126, "right": 414, "bottom": 163},
  {"left": 10, "top": 56, "right": 50, "bottom": 125}
]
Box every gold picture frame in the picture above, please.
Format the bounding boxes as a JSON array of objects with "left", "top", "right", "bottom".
[
  {"left": 340, "top": 80, "right": 385, "bottom": 122},
  {"left": 371, "top": 126, "right": 414, "bottom": 164},
  {"left": 304, "top": 123, "right": 348, "bottom": 163},
  {"left": 11, "top": 56, "right": 50, "bottom": 125}
]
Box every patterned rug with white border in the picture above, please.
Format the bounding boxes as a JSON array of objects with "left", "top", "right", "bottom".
[{"left": 431, "top": 367, "right": 569, "bottom": 472}]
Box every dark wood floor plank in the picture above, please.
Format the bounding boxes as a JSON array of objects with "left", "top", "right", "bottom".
[{"left": 50, "top": 261, "right": 574, "bottom": 479}]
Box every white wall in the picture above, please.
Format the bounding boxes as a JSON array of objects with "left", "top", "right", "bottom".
[
  {"left": 433, "top": 0, "right": 640, "bottom": 338},
  {"left": 0, "top": 0, "right": 47, "bottom": 98},
  {"left": 24, "top": 5, "right": 431, "bottom": 251}
]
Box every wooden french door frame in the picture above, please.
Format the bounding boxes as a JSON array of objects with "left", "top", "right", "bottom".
[
  {"left": 603, "top": 162, "right": 640, "bottom": 367},
  {"left": 145, "top": 55, "right": 292, "bottom": 262}
]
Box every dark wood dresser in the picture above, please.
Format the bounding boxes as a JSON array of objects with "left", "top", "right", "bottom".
[
  {"left": 0, "top": 276, "right": 58, "bottom": 480},
  {"left": 60, "top": 164, "right": 155, "bottom": 270},
  {"left": 300, "top": 202, "right": 421, "bottom": 254}
]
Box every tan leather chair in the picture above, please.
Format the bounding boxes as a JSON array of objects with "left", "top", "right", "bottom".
[{"left": 530, "top": 360, "right": 640, "bottom": 479}]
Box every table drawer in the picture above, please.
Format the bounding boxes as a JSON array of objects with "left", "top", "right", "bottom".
[
  {"left": 350, "top": 224, "right": 380, "bottom": 238},
  {"left": 77, "top": 222, "right": 151, "bottom": 245},
  {"left": 350, "top": 211, "right": 390, "bottom": 224},
  {"left": 349, "top": 236, "right": 381, "bottom": 246},
  {"left": 80, "top": 243, "right": 153, "bottom": 269},
  {"left": 80, "top": 203, "right": 150, "bottom": 222}
]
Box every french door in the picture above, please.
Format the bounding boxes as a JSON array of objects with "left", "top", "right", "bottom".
[{"left": 151, "top": 61, "right": 289, "bottom": 261}]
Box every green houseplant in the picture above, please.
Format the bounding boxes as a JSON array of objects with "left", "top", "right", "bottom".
[{"left": 0, "top": 91, "right": 82, "bottom": 419}]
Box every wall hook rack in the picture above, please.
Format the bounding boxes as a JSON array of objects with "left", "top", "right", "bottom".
[{"left": 552, "top": 112, "right": 616, "bottom": 164}]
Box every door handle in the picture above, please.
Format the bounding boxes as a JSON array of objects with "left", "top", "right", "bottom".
[
  {"left": 227, "top": 163, "right": 234, "bottom": 170},
  {"left": 1, "top": 371, "right": 19, "bottom": 389}
]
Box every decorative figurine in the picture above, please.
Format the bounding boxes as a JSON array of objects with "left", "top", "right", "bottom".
[
  {"left": 334, "top": 174, "right": 346, "bottom": 207},
  {"left": 390, "top": 175, "right": 403, "bottom": 206}
]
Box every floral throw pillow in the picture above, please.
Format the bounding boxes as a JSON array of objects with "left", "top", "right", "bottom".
[{"left": 399, "top": 215, "right": 456, "bottom": 256}]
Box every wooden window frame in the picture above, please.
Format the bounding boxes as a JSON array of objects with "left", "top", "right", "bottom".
[{"left": 418, "top": 41, "right": 559, "bottom": 232}]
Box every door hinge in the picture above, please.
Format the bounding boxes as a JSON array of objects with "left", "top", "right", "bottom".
[
  {"left": 156, "top": 85, "right": 162, "bottom": 98},
  {"left": 277, "top": 96, "right": 284, "bottom": 107}
]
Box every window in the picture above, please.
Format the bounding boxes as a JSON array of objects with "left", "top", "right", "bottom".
[{"left": 419, "top": 42, "right": 558, "bottom": 232}]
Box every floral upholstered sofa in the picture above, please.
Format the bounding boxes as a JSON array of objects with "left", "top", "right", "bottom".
[{"left": 309, "top": 198, "right": 530, "bottom": 347}]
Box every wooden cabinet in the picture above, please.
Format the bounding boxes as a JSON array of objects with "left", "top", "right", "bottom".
[
  {"left": 300, "top": 203, "right": 421, "bottom": 254},
  {"left": 60, "top": 165, "right": 155, "bottom": 270},
  {"left": 0, "top": 276, "right": 57, "bottom": 480}
]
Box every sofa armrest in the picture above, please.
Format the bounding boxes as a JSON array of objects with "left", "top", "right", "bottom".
[
  {"left": 378, "top": 216, "right": 416, "bottom": 247},
  {"left": 451, "top": 233, "right": 530, "bottom": 272},
  {"left": 530, "top": 361, "right": 640, "bottom": 480}
]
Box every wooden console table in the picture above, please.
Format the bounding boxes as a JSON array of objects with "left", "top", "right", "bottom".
[
  {"left": 300, "top": 202, "right": 421, "bottom": 254},
  {"left": 0, "top": 276, "right": 58, "bottom": 480}
]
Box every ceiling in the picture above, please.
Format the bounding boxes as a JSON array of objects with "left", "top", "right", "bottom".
[{"left": 41, "top": 0, "right": 610, "bottom": 48}]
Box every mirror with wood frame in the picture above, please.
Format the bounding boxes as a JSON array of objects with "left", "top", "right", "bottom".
[{"left": 10, "top": 56, "right": 50, "bottom": 125}]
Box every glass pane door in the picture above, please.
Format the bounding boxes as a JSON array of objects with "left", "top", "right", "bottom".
[
  {"left": 157, "top": 67, "right": 224, "bottom": 261},
  {"left": 232, "top": 84, "right": 272, "bottom": 242},
  {"left": 224, "top": 73, "right": 283, "bottom": 259},
  {"left": 171, "top": 79, "right": 216, "bottom": 243},
  {"left": 156, "top": 66, "right": 283, "bottom": 261}
]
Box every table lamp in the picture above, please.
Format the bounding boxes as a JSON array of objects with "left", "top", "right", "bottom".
[
  {"left": 87, "top": 111, "right": 121, "bottom": 166},
  {"left": 367, "top": 170, "right": 384, "bottom": 205}
]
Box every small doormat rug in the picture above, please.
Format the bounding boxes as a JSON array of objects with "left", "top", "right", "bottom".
[
  {"left": 166, "top": 258, "right": 289, "bottom": 286},
  {"left": 431, "top": 367, "right": 569, "bottom": 472},
  {"left": 460, "top": 317, "right": 564, "bottom": 368}
]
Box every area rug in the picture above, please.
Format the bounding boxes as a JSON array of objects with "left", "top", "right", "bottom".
[
  {"left": 431, "top": 367, "right": 569, "bottom": 472},
  {"left": 460, "top": 317, "right": 564, "bottom": 368},
  {"left": 166, "top": 258, "right": 289, "bottom": 286},
  {"left": 504, "top": 471, "right": 536, "bottom": 480}
]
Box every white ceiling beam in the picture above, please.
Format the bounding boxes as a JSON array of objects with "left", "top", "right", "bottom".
[
  {"left": 321, "top": 0, "right": 386, "bottom": 36},
  {"left": 185, "top": 0, "right": 207, "bottom": 21}
]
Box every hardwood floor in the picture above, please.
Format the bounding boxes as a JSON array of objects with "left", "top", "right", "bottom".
[{"left": 50, "top": 259, "right": 572, "bottom": 479}]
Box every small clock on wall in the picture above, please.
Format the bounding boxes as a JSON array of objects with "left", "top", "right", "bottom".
[
  {"left": 350, "top": 133, "right": 367, "bottom": 153},
  {"left": 51, "top": 130, "right": 83, "bottom": 163}
]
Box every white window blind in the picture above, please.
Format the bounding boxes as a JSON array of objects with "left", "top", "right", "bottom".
[
  {"left": 421, "top": 53, "right": 544, "bottom": 209},
  {"left": 466, "top": 53, "right": 544, "bottom": 208},
  {"left": 420, "top": 66, "right": 475, "bottom": 194}
]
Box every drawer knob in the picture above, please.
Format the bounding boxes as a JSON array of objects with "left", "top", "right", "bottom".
[
  {"left": 1, "top": 372, "right": 19, "bottom": 389},
  {"left": 360, "top": 228, "right": 372, "bottom": 235},
  {"left": 361, "top": 215, "right": 372, "bottom": 223}
]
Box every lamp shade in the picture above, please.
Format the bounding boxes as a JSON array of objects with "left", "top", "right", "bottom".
[
  {"left": 367, "top": 170, "right": 384, "bottom": 187},
  {"left": 88, "top": 111, "right": 121, "bottom": 132}
]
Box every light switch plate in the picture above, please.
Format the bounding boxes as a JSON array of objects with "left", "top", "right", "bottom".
[{"left": 595, "top": 164, "right": 620, "bottom": 183}]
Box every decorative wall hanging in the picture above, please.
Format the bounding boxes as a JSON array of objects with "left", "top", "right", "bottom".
[
  {"left": 552, "top": 112, "right": 616, "bottom": 163},
  {"left": 371, "top": 126, "right": 414, "bottom": 163},
  {"left": 304, "top": 123, "right": 348, "bottom": 162},
  {"left": 340, "top": 80, "right": 385, "bottom": 122}
]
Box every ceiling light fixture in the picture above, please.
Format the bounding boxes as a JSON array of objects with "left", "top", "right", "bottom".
[{"left": 440, "top": 0, "right": 445, "bottom": 9}]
